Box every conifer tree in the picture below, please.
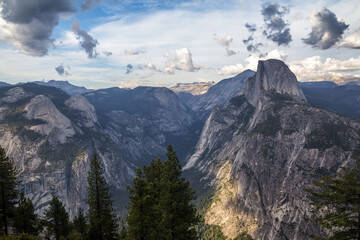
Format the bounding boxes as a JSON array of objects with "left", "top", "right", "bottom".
[
  {"left": 126, "top": 145, "right": 199, "bottom": 240},
  {"left": 86, "top": 153, "right": 118, "bottom": 240},
  {"left": 307, "top": 157, "right": 360, "bottom": 240},
  {"left": 44, "top": 196, "right": 70, "bottom": 240},
  {"left": 127, "top": 168, "right": 153, "bottom": 240},
  {"left": 160, "top": 145, "right": 199, "bottom": 240},
  {"left": 0, "top": 145, "right": 19, "bottom": 235},
  {"left": 73, "top": 208, "right": 87, "bottom": 238},
  {"left": 14, "top": 192, "right": 38, "bottom": 235}
]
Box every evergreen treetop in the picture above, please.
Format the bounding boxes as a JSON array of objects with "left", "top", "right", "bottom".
[
  {"left": 307, "top": 157, "right": 360, "bottom": 240},
  {"left": 0, "top": 145, "right": 19, "bottom": 235},
  {"left": 86, "top": 153, "right": 118, "bottom": 240},
  {"left": 44, "top": 196, "right": 70, "bottom": 240},
  {"left": 14, "top": 192, "right": 38, "bottom": 235}
]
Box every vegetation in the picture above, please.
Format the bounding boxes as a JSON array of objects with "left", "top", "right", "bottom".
[
  {"left": 253, "top": 113, "right": 281, "bottom": 136},
  {"left": 13, "top": 193, "right": 38, "bottom": 235},
  {"left": 73, "top": 208, "right": 87, "bottom": 238},
  {"left": 0, "top": 146, "right": 19, "bottom": 235},
  {"left": 44, "top": 196, "right": 70, "bottom": 240},
  {"left": 196, "top": 223, "right": 227, "bottom": 240},
  {"left": 304, "top": 122, "right": 349, "bottom": 150},
  {"left": 307, "top": 157, "right": 360, "bottom": 239},
  {"left": 126, "top": 145, "right": 200, "bottom": 240},
  {"left": 86, "top": 153, "right": 118, "bottom": 240}
]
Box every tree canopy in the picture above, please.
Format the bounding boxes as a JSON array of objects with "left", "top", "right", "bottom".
[
  {"left": 44, "top": 196, "right": 70, "bottom": 240},
  {"left": 307, "top": 157, "right": 360, "bottom": 240},
  {"left": 126, "top": 145, "right": 199, "bottom": 240},
  {"left": 0, "top": 145, "right": 19, "bottom": 235},
  {"left": 86, "top": 153, "right": 118, "bottom": 240}
]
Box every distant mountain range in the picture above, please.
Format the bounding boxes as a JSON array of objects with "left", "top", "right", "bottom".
[{"left": 0, "top": 60, "right": 359, "bottom": 239}]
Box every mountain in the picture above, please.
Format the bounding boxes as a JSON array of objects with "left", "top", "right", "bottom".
[
  {"left": 302, "top": 85, "right": 360, "bottom": 119},
  {"left": 170, "top": 81, "right": 216, "bottom": 95},
  {"left": 83, "top": 86, "right": 201, "bottom": 164},
  {"left": 184, "top": 59, "right": 360, "bottom": 239},
  {"left": 299, "top": 81, "right": 338, "bottom": 89},
  {"left": 0, "top": 82, "right": 11, "bottom": 87},
  {"left": 178, "top": 70, "right": 255, "bottom": 120},
  {"left": 33, "top": 80, "right": 92, "bottom": 95},
  {"left": 0, "top": 84, "right": 199, "bottom": 218}
]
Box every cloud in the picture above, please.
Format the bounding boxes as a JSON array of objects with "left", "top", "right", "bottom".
[
  {"left": 125, "top": 64, "right": 133, "bottom": 74},
  {"left": 118, "top": 80, "right": 140, "bottom": 89},
  {"left": 103, "top": 50, "right": 112, "bottom": 56},
  {"left": 218, "top": 49, "right": 288, "bottom": 75},
  {"left": 164, "top": 48, "right": 200, "bottom": 74},
  {"left": 55, "top": 63, "right": 70, "bottom": 77},
  {"left": 125, "top": 48, "right": 145, "bottom": 55},
  {"left": 81, "top": 0, "right": 113, "bottom": 11},
  {"left": 302, "top": 8, "right": 349, "bottom": 50},
  {"left": 0, "top": 0, "right": 75, "bottom": 56},
  {"left": 143, "top": 63, "right": 161, "bottom": 72},
  {"left": 261, "top": 2, "right": 292, "bottom": 46},
  {"left": 245, "top": 23, "right": 257, "bottom": 32},
  {"left": 214, "top": 34, "right": 236, "bottom": 56},
  {"left": 72, "top": 19, "right": 99, "bottom": 58},
  {"left": 289, "top": 56, "right": 360, "bottom": 82},
  {"left": 340, "top": 28, "right": 360, "bottom": 49},
  {"left": 243, "top": 23, "right": 263, "bottom": 52}
]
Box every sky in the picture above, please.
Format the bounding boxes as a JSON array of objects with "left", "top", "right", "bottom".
[{"left": 0, "top": 0, "right": 359, "bottom": 89}]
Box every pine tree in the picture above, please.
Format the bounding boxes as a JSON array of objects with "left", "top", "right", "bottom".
[
  {"left": 73, "top": 208, "right": 87, "bottom": 238},
  {"left": 126, "top": 145, "right": 199, "bottom": 240},
  {"left": 86, "top": 153, "right": 118, "bottom": 240},
  {"left": 44, "top": 196, "right": 70, "bottom": 240},
  {"left": 0, "top": 145, "right": 19, "bottom": 235},
  {"left": 160, "top": 145, "right": 199, "bottom": 240},
  {"left": 307, "top": 157, "right": 360, "bottom": 240},
  {"left": 14, "top": 192, "right": 38, "bottom": 235}
]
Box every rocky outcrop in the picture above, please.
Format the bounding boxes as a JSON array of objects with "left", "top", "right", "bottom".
[
  {"left": 25, "top": 95, "right": 75, "bottom": 143},
  {"left": 179, "top": 70, "right": 255, "bottom": 120},
  {"left": 65, "top": 95, "right": 98, "bottom": 128},
  {"left": 170, "top": 82, "right": 216, "bottom": 95},
  {"left": 185, "top": 59, "right": 360, "bottom": 239},
  {"left": 245, "top": 59, "right": 306, "bottom": 107}
]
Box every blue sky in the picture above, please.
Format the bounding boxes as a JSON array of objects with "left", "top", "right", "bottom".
[{"left": 0, "top": 0, "right": 359, "bottom": 89}]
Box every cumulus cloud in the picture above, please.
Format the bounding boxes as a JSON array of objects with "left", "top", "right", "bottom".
[
  {"left": 125, "top": 64, "right": 133, "bottom": 74},
  {"left": 289, "top": 55, "right": 360, "bottom": 82},
  {"left": 243, "top": 23, "right": 263, "bottom": 52},
  {"left": 340, "top": 28, "right": 360, "bottom": 49},
  {"left": 125, "top": 48, "right": 145, "bottom": 55},
  {"left": 143, "top": 63, "right": 161, "bottom": 72},
  {"left": 164, "top": 48, "right": 200, "bottom": 74},
  {"left": 0, "top": 0, "right": 75, "bottom": 56},
  {"left": 214, "top": 34, "right": 236, "bottom": 56},
  {"left": 218, "top": 49, "right": 288, "bottom": 75},
  {"left": 55, "top": 63, "right": 70, "bottom": 77},
  {"left": 72, "top": 19, "right": 99, "bottom": 58},
  {"left": 261, "top": 2, "right": 292, "bottom": 46},
  {"left": 302, "top": 8, "right": 349, "bottom": 50},
  {"left": 118, "top": 80, "right": 140, "bottom": 89}
]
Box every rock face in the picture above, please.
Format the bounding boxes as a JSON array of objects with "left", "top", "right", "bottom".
[
  {"left": 245, "top": 59, "right": 306, "bottom": 107},
  {"left": 170, "top": 81, "right": 216, "bottom": 95},
  {"left": 25, "top": 95, "right": 75, "bottom": 143},
  {"left": 184, "top": 59, "right": 360, "bottom": 239},
  {"left": 178, "top": 70, "right": 255, "bottom": 120},
  {"left": 65, "top": 95, "right": 98, "bottom": 128}
]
